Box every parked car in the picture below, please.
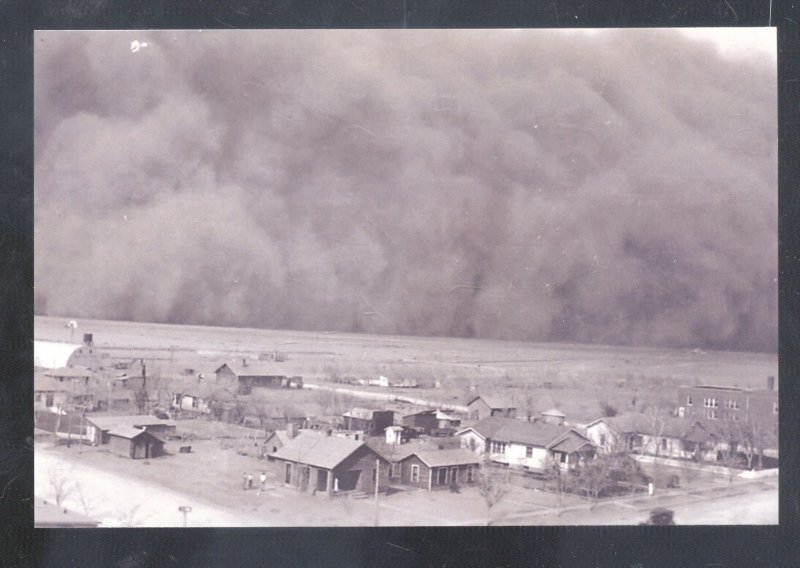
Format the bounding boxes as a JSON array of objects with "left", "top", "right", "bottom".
[{"left": 640, "top": 507, "right": 675, "bottom": 525}]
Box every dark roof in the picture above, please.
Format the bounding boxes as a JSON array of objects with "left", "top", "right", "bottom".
[
  {"left": 549, "top": 433, "right": 595, "bottom": 454},
  {"left": 34, "top": 498, "right": 100, "bottom": 528},
  {"left": 271, "top": 431, "right": 385, "bottom": 469},
  {"left": 467, "top": 395, "right": 516, "bottom": 409},
  {"left": 459, "top": 416, "right": 584, "bottom": 448},
  {"left": 402, "top": 448, "right": 480, "bottom": 468},
  {"left": 344, "top": 407, "right": 392, "bottom": 420}
]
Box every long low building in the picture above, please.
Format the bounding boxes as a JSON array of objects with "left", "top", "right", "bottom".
[{"left": 85, "top": 415, "right": 176, "bottom": 447}]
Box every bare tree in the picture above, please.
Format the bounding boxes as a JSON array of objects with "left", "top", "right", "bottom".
[
  {"left": 48, "top": 468, "right": 72, "bottom": 507},
  {"left": 116, "top": 503, "right": 143, "bottom": 527},
  {"left": 598, "top": 399, "right": 618, "bottom": 418},
  {"left": 477, "top": 457, "right": 510, "bottom": 526},
  {"left": 74, "top": 481, "right": 94, "bottom": 517},
  {"left": 570, "top": 455, "right": 612, "bottom": 506}
]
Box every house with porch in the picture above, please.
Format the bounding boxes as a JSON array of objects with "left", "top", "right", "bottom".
[
  {"left": 395, "top": 448, "right": 480, "bottom": 491},
  {"left": 456, "top": 416, "right": 595, "bottom": 471},
  {"left": 268, "top": 430, "right": 391, "bottom": 495}
]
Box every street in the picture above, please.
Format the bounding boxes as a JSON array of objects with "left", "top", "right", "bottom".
[{"left": 35, "top": 448, "right": 269, "bottom": 527}]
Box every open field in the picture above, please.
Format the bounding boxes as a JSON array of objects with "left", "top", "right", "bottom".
[{"left": 36, "top": 316, "right": 778, "bottom": 423}]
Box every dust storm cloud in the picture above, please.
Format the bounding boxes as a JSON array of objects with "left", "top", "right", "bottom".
[{"left": 34, "top": 29, "right": 777, "bottom": 352}]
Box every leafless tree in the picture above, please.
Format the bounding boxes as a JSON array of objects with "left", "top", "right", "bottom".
[
  {"left": 570, "top": 455, "right": 612, "bottom": 506},
  {"left": 598, "top": 399, "right": 618, "bottom": 417},
  {"left": 477, "top": 457, "right": 510, "bottom": 526},
  {"left": 116, "top": 503, "right": 143, "bottom": 527},
  {"left": 48, "top": 467, "right": 72, "bottom": 507},
  {"left": 74, "top": 481, "right": 94, "bottom": 517}
]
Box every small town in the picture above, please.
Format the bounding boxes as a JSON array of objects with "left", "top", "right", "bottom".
[{"left": 34, "top": 319, "right": 778, "bottom": 527}]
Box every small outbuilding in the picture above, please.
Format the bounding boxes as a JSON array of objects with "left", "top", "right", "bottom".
[{"left": 106, "top": 427, "right": 165, "bottom": 459}]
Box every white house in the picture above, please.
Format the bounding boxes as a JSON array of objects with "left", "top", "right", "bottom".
[{"left": 456, "top": 416, "right": 595, "bottom": 471}]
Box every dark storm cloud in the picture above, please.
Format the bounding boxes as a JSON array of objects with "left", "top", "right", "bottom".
[{"left": 34, "top": 29, "right": 777, "bottom": 351}]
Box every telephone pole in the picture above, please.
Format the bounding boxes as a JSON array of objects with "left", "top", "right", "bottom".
[{"left": 374, "top": 459, "right": 380, "bottom": 527}]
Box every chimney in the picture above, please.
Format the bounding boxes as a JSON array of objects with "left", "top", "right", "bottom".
[
  {"left": 83, "top": 333, "right": 93, "bottom": 346},
  {"left": 286, "top": 422, "right": 297, "bottom": 439},
  {"left": 767, "top": 376, "right": 775, "bottom": 391}
]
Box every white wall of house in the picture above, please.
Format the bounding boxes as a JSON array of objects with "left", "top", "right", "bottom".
[
  {"left": 458, "top": 431, "right": 486, "bottom": 454},
  {"left": 584, "top": 422, "right": 621, "bottom": 454}
]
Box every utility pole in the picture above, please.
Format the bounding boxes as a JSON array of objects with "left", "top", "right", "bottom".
[{"left": 374, "top": 459, "right": 380, "bottom": 527}]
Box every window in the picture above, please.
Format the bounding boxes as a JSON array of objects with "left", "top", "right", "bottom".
[
  {"left": 687, "top": 396, "right": 693, "bottom": 406},
  {"left": 706, "top": 409, "right": 717, "bottom": 420},
  {"left": 726, "top": 399, "right": 739, "bottom": 410},
  {"left": 490, "top": 441, "right": 507, "bottom": 455},
  {"left": 661, "top": 438, "right": 668, "bottom": 451},
  {"left": 45, "top": 394, "right": 54, "bottom": 407},
  {"left": 389, "top": 463, "right": 401, "bottom": 479},
  {"left": 450, "top": 467, "right": 458, "bottom": 484},
  {"left": 35, "top": 393, "right": 42, "bottom": 402},
  {"left": 703, "top": 397, "right": 718, "bottom": 408},
  {"left": 599, "top": 434, "right": 607, "bottom": 446},
  {"left": 526, "top": 446, "right": 533, "bottom": 459},
  {"left": 773, "top": 401, "right": 779, "bottom": 414},
  {"left": 466, "top": 465, "right": 474, "bottom": 483},
  {"left": 411, "top": 464, "right": 419, "bottom": 483}
]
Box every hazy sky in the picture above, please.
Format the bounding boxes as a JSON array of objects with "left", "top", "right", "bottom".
[{"left": 34, "top": 28, "right": 777, "bottom": 351}]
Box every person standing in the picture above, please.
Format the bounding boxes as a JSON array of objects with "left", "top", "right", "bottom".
[
  {"left": 248, "top": 473, "right": 254, "bottom": 489},
  {"left": 242, "top": 472, "right": 248, "bottom": 490},
  {"left": 260, "top": 471, "right": 267, "bottom": 491}
]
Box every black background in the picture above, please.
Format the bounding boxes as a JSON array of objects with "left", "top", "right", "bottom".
[{"left": 1, "top": 1, "right": 798, "bottom": 566}]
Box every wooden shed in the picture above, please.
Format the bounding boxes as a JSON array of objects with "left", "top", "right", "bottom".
[{"left": 106, "top": 427, "right": 165, "bottom": 459}]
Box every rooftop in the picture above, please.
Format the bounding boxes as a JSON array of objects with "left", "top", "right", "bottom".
[
  {"left": 271, "top": 431, "right": 381, "bottom": 470},
  {"left": 467, "top": 395, "right": 517, "bottom": 409},
  {"left": 85, "top": 414, "right": 175, "bottom": 431},
  {"left": 404, "top": 448, "right": 481, "bottom": 468},
  {"left": 460, "top": 416, "right": 581, "bottom": 448},
  {"left": 34, "top": 498, "right": 100, "bottom": 528}
]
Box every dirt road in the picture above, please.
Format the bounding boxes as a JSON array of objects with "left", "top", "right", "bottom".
[{"left": 35, "top": 448, "right": 268, "bottom": 527}]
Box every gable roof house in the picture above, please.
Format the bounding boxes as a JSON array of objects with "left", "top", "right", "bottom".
[
  {"left": 215, "top": 361, "right": 304, "bottom": 394},
  {"left": 395, "top": 448, "right": 480, "bottom": 491},
  {"left": 456, "top": 416, "right": 595, "bottom": 471},
  {"left": 466, "top": 395, "right": 517, "bottom": 421},
  {"left": 268, "top": 430, "right": 391, "bottom": 495},
  {"left": 584, "top": 412, "right": 713, "bottom": 460}
]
